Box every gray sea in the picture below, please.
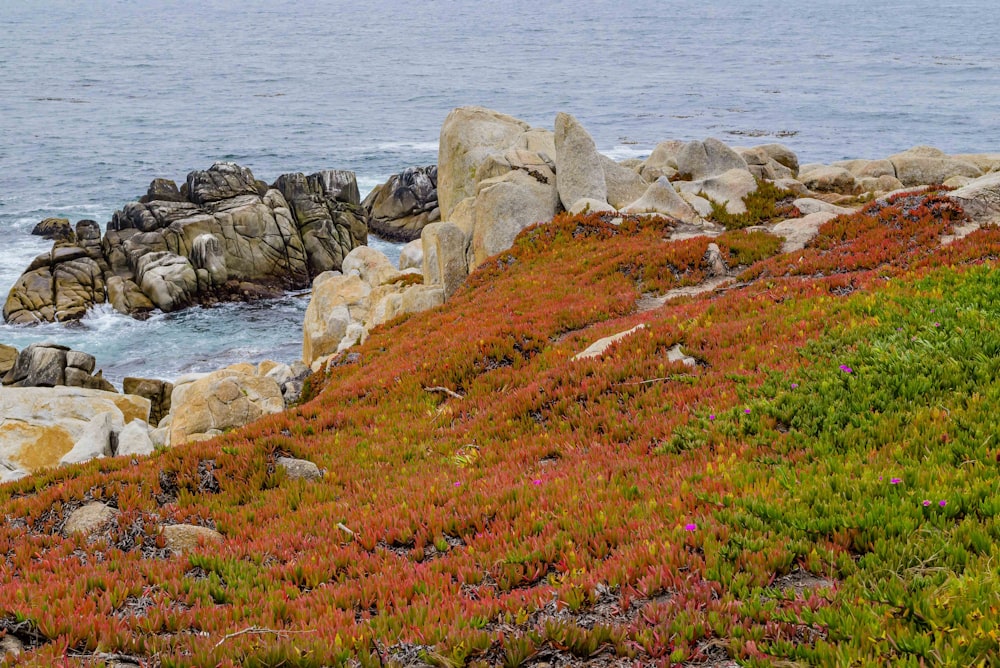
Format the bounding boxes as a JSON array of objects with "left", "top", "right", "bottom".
[{"left": 2, "top": 0, "right": 998, "bottom": 384}]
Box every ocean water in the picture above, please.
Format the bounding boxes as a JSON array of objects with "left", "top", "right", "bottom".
[{"left": 1, "top": 0, "right": 998, "bottom": 385}]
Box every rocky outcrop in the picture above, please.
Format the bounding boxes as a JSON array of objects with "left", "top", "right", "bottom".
[
  {"left": 888, "top": 146, "right": 981, "bottom": 187},
  {"left": 362, "top": 166, "right": 440, "bottom": 241},
  {"left": 165, "top": 366, "right": 285, "bottom": 446},
  {"left": 554, "top": 112, "right": 608, "bottom": 210},
  {"left": 469, "top": 169, "right": 560, "bottom": 270},
  {"left": 2, "top": 343, "right": 115, "bottom": 392},
  {"left": 623, "top": 177, "right": 704, "bottom": 224},
  {"left": 32, "top": 217, "right": 75, "bottom": 242},
  {"left": 0, "top": 386, "right": 150, "bottom": 473},
  {"left": 4, "top": 162, "right": 369, "bottom": 325}
]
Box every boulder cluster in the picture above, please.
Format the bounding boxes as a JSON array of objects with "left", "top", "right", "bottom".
[
  {"left": 3, "top": 162, "right": 368, "bottom": 324},
  {"left": 4, "top": 105, "right": 1000, "bottom": 482}
]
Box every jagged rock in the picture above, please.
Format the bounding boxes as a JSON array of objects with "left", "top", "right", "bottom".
[
  {"left": 363, "top": 166, "right": 439, "bottom": 241},
  {"left": 32, "top": 217, "right": 74, "bottom": 241},
  {"left": 186, "top": 162, "right": 260, "bottom": 205},
  {"left": 399, "top": 239, "right": 423, "bottom": 270},
  {"left": 116, "top": 419, "right": 155, "bottom": 457},
  {"left": 438, "top": 106, "right": 532, "bottom": 219},
  {"left": 272, "top": 170, "right": 367, "bottom": 276},
  {"left": 676, "top": 138, "right": 749, "bottom": 180},
  {"left": 554, "top": 112, "right": 607, "bottom": 209},
  {"left": 4, "top": 342, "right": 70, "bottom": 387},
  {"left": 64, "top": 502, "right": 119, "bottom": 536},
  {"left": 469, "top": 169, "right": 560, "bottom": 270},
  {"left": 0, "top": 345, "right": 16, "bottom": 377},
  {"left": 122, "top": 377, "right": 173, "bottom": 425},
  {"left": 277, "top": 456, "right": 323, "bottom": 481},
  {"left": 302, "top": 272, "right": 372, "bottom": 365},
  {"left": 798, "top": 165, "right": 857, "bottom": 194},
  {"left": 889, "top": 146, "right": 981, "bottom": 186},
  {"left": 623, "top": 176, "right": 704, "bottom": 224},
  {"left": 160, "top": 524, "right": 223, "bottom": 554},
  {"left": 168, "top": 367, "right": 284, "bottom": 446},
  {"left": 677, "top": 169, "right": 759, "bottom": 214},
  {"left": 139, "top": 178, "right": 185, "bottom": 203},
  {"left": 422, "top": 222, "right": 469, "bottom": 300}
]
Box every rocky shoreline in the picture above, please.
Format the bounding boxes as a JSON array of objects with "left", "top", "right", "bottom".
[{"left": 2, "top": 105, "right": 999, "bottom": 486}]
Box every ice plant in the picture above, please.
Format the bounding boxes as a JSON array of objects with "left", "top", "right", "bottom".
[
  {"left": 939, "top": 500, "right": 947, "bottom": 507},
  {"left": 684, "top": 523, "right": 697, "bottom": 531},
  {"left": 839, "top": 364, "right": 853, "bottom": 373},
  {"left": 890, "top": 478, "right": 902, "bottom": 485},
  {"left": 922, "top": 500, "right": 931, "bottom": 507}
]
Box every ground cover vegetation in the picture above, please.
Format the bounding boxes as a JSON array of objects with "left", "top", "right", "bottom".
[{"left": 1, "top": 190, "right": 999, "bottom": 666}]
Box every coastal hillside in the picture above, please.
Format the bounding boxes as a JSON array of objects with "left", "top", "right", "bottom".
[{"left": 1, "top": 191, "right": 999, "bottom": 666}]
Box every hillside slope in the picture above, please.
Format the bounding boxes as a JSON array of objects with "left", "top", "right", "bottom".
[{"left": 1, "top": 191, "right": 999, "bottom": 666}]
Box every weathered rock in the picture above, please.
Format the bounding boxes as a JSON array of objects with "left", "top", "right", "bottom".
[
  {"left": 116, "top": 419, "right": 155, "bottom": 457},
  {"left": 798, "top": 165, "right": 857, "bottom": 194},
  {"left": 125, "top": 376, "right": 175, "bottom": 427},
  {"left": 168, "top": 367, "right": 285, "bottom": 446},
  {"left": 554, "top": 112, "right": 608, "bottom": 209},
  {"left": 756, "top": 144, "right": 799, "bottom": 175},
  {"left": 277, "top": 456, "right": 323, "bottom": 481},
  {"left": 363, "top": 166, "right": 439, "bottom": 241},
  {"left": 191, "top": 233, "right": 228, "bottom": 290},
  {"left": 438, "top": 106, "right": 532, "bottom": 219},
  {"left": 106, "top": 276, "right": 155, "bottom": 316},
  {"left": 135, "top": 251, "right": 198, "bottom": 312},
  {"left": 601, "top": 155, "right": 649, "bottom": 209},
  {"left": 272, "top": 170, "right": 367, "bottom": 275},
  {"left": 675, "top": 138, "right": 749, "bottom": 180},
  {"left": 793, "top": 198, "right": 854, "bottom": 216},
  {"left": 573, "top": 325, "right": 646, "bottom": 361},
  {"left": 953, "top": 153, "right": 1000, "bottom": 174},
  {"left": 3, "top": 342, "right": 69, "bottom": 387},
  {"left": 342, "top": 246, "right": 401, "bottom": 287},
  {"left": 949, "top": 171, "right": 1000, "bottom": 225},
  {"left": 32, "top": 217, "right": 74, "bottom": 241},
  {"left": 889, "top": 146, "right": 981, "bottom": 186},
  {"left": 422, "top": 221, "right": 469, "bottom": 300},
  {"left": 640, "top": 139, "right": 687, "bottom": 181},
  {"left": 623, "top": 176, "right": 704, "bottom": 224},
  {"left": 0, "top": 345, "right": 16, "bottom": 377},
  {"left": 737, "top": 147, "right": 793, "bottom": 181},
  {"left": 140, "top": 177, "right": 186, "bottom": 203},
  {"left": 399, "top": 239, "right": 424, "bottom": 271},
  {"left": 857, "top": 175, "right": 905, "bottom": 193},
  {"left": 64, "top": 501, "right": 119, "bottom": 536},
  {"left": 59, "top": 412, "right": 120, "bottom": 466},
  {"left": 677, "top": 169, "right": 758, "bottom": 214},
  {"left": 186, "top": 162, "right": 260, "bottom": 205},
  {"left": 767, "top": 211, "right": 839, "bottom": 253},
  {"left": 160, "top": 524, "right": 223, "bottom": 554},
  {"left": 469, "top": 169, "right": 560, "bottom": 270},
  {"left": 704, "top": 243, "right": 728, "bottom": 276},
  {"left": 302, "top": 272, "right": 372, "bottom": 364}
]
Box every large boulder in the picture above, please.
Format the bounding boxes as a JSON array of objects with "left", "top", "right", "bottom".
[
  {"left": 32, "top": 217, "right": 74, "bottom": 242},
  {"left": 675, "top": 138, "right": 749, "bottom": 180},
  {"left": 554, "top": 112, "right": 607, "bottom": 209},
  {"left": 362, "top": 166, "right": 440, "bottom": 241},
  {"left": 302, "top": 272, "right": 373, "bottom": 365},
  {"left": 469, "top": 169, "right": 560, "bottom": 270},
  {"left": 601, "top": 155, "right": 649, "bottom": 209},
  {"left": 0, "top": 345, "right": 16, "bottom": 377},
  {"left": 3, "top": 343, "right": 115, "bottom": 392},
  {"left": 3, "top": 245, "right": 105, "bottom": 324},
  {"left": 949, "top": 171, "right": 1000, "bottom": 224},
  {"left": 123, "top": 377, "right": 173, "bottom": 425},
  {"left": 639, "top": 139, "right": 686, "bottom": 181},
  {"left": 167, "top": 367, "right": 284, "bottom": 446},
  {"left": 134, "top": 251, "right": 198, "bottom": 313},
  {"left": 437, "top": 106, "right": 532, "bottom": 220},
  {"left": 888, "top": 146, "right": 981, "bottom": 186},
  {"left": 0, "top": 387, "right": 149, "bottom": 472},
  {"left": 798, "top": 165, "right": 857, "bottom": 194}
]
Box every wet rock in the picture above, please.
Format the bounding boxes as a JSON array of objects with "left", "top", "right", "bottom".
[
  {"left": 363, "top": 165, "right": 439, "bottom": 241},
  {"left": 31, "top": 217, "right": 75, "bottom": 241}
]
